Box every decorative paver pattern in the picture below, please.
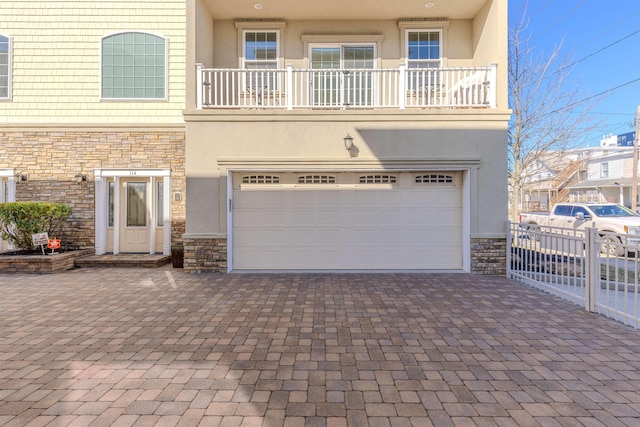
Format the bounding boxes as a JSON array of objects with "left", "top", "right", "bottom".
[{"left": 1, "top": 268, "right": 639, "bottom": 426}]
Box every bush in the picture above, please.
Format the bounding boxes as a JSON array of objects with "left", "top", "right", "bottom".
[{"left": 0, "top": 202, "right": 71, "bottom": 251}]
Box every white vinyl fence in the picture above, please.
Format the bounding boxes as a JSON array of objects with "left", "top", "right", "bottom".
[{"left": 507, "top": 222, "right": 640, "bottom": 329}]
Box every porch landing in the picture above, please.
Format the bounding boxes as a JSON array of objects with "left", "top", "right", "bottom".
[{"left": 75, "top": 253, "right": 171, "bottom": 268}]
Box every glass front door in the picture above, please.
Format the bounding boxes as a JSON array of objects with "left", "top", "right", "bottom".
[{"left": 120, "top": 180, "right": 150, "bottom": 253}]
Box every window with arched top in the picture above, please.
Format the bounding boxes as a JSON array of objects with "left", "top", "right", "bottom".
[
  {"left": 101, "top": 32, "right": 166, "bottom": 99},
  {"left": 0, "top": 34, "right": 11, "bottom": 99}
]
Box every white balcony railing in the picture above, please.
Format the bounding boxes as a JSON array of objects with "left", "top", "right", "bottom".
[{"left": 196, "top": 64, "right": 497, "bottom": 110}]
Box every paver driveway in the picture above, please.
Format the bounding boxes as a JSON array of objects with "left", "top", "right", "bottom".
[{"left": 1, "top": 268, "right": 639, "bottom": 427}]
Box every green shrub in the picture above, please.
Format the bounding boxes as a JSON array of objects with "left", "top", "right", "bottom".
[{"left": 0, "top": 202, "right": 71, "bottom": 251}]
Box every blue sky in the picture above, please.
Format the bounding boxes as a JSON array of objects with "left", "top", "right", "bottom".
[{"left": 508, "top": 0, "right": 640, "bottom": 146}]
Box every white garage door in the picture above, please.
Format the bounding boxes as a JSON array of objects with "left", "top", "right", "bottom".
[{"left": 232, "top": 172, "right": 463, "bottom": 270}]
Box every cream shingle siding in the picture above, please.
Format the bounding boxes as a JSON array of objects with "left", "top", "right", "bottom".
[{"left": 0, "top": 0, "right": 185, "bottom": 124}]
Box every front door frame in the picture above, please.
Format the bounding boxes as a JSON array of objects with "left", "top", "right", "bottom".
[{"left": 94, "top": 168, "right": 171, "bottom": 255}]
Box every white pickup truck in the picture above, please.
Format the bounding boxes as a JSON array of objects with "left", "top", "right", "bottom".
[{"left": 519, "top": 203, "right": 640, "bottom": 255}]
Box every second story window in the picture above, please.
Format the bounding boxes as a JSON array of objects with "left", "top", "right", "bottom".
[
  {"left": 244, "top": 31, "right": 278, "bottom": 70},
  {"left": 406, "top": 30, "right": 441, "bottom": 69},
  {"left": 101, "top": 32, "right": 166, "bottom": 100},
  {"left": 0, "top": 34, "right": 11, "bottom": 99},
  {"left": 243, "top": 30, "right": 279, "bottom": 90},
  {"left": 601, "top": 162, "right": 609, "bottom": 178}
]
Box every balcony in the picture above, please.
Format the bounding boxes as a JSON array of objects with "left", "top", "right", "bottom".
[{"left": 196, "top": 64, "right": 497, "bottom": 110}]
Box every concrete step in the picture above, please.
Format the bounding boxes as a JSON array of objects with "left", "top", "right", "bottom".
[{"left": 75, "top": 254, "right": 172, "bottom": 269}]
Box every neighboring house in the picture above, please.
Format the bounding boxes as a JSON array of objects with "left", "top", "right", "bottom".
[
  {"left": 0, "top": 1, "right": 187, "bottom": 254},
  {"left": 565, "top": 133, "right": 638, "bottom": 206},
  {"left": 519, "top": 132, "right": 639, "bottom": 212},
  {"left": 568, "top": 148, "right": 637, "bottom": 206},
  {"left": 182, "top": 0, "right": 511, "bottom": 273},
  {"left": 519, "top": 150, "right": 589, "bottom": 212}
]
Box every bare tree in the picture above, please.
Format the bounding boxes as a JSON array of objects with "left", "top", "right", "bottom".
[{"left": 509, "top": 8, "right": 599, "bottom": 221}]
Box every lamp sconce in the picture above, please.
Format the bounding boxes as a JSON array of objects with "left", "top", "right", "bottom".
[
  {"left": 15, "top": 172, "right": 28, "bottom": 182},
  {"left": 343, "top": 134, "right": 354, "bottom": 153},
  {"left": 74, "top": 173, "right": 87, "bottom": 182}
]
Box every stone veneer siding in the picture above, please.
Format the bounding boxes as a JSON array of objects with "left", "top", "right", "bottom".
[
  {"left": 184, "top": 237, "right": 507, "bottom": 275},
  {"left": 0, "top": 129, "right": 185, "bottom": 250},
  {"left": 0, "top": 249, "right": 94, "bottom": 273},
  {"left": 183, "top": 237, "right": 227, "bottom": 273},
  {"left": 470, "top": 237, "right": 507, "bottom": 276}
]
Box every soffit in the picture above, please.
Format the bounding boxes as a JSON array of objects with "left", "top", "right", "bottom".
[{"left": 201, "top": 0, "right": 489, "bottom": 21}]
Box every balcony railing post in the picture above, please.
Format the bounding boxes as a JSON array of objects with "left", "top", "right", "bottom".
[
  {"left": 286, "top": 65, "right": 294, "bottom": 110},
  {"left": 488, "top": 62, "right": 497, "bottom": 109},
  {"left": 398, "top": 64, "right": 406, "bottom": 110},
  {"left": 196, "top": 63, "right": 203, "bottom": 109}
]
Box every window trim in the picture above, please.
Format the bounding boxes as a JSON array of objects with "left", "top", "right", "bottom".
[
  {"left": 235, "top": 22, "right": 286, "bottom": 69},
  {"left": 242, "top": 29, "right": 280, "bottom": 70},
  {"left": 404, "top": 28, "right": 443, "bottom": 69},
  {"left": 0, "top": 33, "right": 12, "bottom": 100},
  {"left": 398, "top": 21, "right": 448, "bottom": 68},
  {"left": 100, "top": 30, "right": 168, "bottom": 101}
]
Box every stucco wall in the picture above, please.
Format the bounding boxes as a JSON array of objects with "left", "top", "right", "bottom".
[
  {"left": 208, "top": 19, "right": 478, "bottom": 70},
  {"left": 0, "top": 0, "right": 186, "bottom": 124},
  {"left": 184, "top": 111, "right": 508, "bottom": 238}
]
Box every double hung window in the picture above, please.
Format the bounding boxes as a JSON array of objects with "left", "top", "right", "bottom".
[
  {"left": 405, "top": 29, "right": 442, "bottom": 93},
  {"left": 406, "top": 30, "right": 441, "bottom": 69},
  {"left": 243, "top": 30, "right": 279, "bottom": 91}
]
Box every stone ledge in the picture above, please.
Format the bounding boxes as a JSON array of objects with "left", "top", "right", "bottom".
[{"left": 0, "top": 249, "right": 94, "bottom": 274}]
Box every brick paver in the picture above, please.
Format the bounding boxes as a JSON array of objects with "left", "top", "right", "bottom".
[{"left": 1, "top": 268, "right": 640, "bottom": 426}]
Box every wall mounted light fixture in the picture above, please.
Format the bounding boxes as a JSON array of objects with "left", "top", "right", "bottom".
[
  {"left": 16, "top": 173, "right": 28, "bottom": 182},
  {"left": 74, "top": 173, "right": 87, "bottom": 182},
  {"left": 343, "top": 134, "right": 354, "bottom": 153}
]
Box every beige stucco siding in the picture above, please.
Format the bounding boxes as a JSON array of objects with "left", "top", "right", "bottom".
[
  {"left": 0, "top": 0, "right": 186, "bottom": 124},
  {"left": 196, "top": 19, "right": 505, "bottom": 110},
  {"left": 208, "top": 19, "right": 476, "bottom": 70},
  {"left": 184, "top": 111, "right": 508, "bottom": 239}
]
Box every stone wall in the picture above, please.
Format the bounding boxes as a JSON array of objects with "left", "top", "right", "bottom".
[
  {"left": 184, "top": 237, "right": 507, "bottom": 275},
  {"left": 0, "top": 128, "right": 185, "bottom": 250},
  {"left": 183, "top": 237, "right": 227, "bottom": 273},
  {"left": 0, "top": 249, "right": 94, "bottom": 273},
  {"left": 470, "top": 237, "right": 507, "bottom": 276}
]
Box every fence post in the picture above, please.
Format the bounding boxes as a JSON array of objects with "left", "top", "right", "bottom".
[
  {"left": 585, "top": 227, "right": 598, "bottom": 312},
  {"left": 505, "top": 221, "right": 512, "bottom": 278}
]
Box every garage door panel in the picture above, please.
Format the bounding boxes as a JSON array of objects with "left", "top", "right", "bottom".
[
  {"left": 234, "top": 210, "right": 286, "bottom": 227},
  {"left": 407, "top": 209, "right": 462, "bottom": 226},
  {"left": 233, "top": 172, "right": 463, "bottom": 270}
]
